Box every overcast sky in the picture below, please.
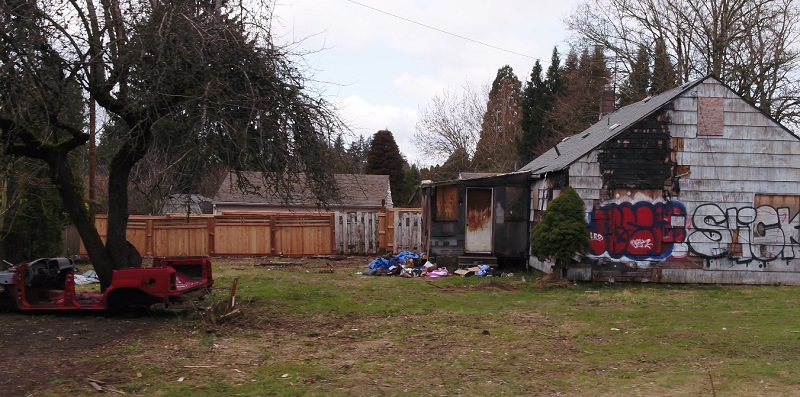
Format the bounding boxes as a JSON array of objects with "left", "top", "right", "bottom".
[{"left": 272, "top": 0, "right": 582, "bottom": 166}]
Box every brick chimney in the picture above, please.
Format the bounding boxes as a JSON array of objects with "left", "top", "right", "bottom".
[{"left": 599, "top": 84, "right": 616, "bottom": 119}]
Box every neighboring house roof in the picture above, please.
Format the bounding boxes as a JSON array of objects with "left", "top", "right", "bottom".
[
  {"left": 161, "top": 194, "right": 212, "bottom": 215},
  {"left": 520, "top": 76, "right": 712, "bottom": 176},
  {"left": 213, "top": 172, "right": 392, "bottom": 209},
  {"left": 458, "top": 172, "right": 502, "bottom": 180}
]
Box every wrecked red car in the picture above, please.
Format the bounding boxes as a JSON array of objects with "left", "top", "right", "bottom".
[{"left": 0, "top": 256, "right": 214, "bottom": 312}]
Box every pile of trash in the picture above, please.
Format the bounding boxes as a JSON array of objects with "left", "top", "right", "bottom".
[
  {"left": 453, "top": 264, "right": 495, "bottom": 277},
  {"left": 359, "top": 251, "right": 449, "bottom": 278}
]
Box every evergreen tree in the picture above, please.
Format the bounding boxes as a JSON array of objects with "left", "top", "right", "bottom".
[
  {"left": 365, "top": 130, "right": 406, "bottom": 204},
  {"left": 519, "top": 61, "right": 545, "bottom": 165},
  {"left": 545, "top": 46, "right": 610, "bottom": 140},
  {"left": 530, "top": 187, "right": 589, "bottom": 279},
  {"left": 650, "top": 38, "right": 676, "bottom": 95},
  {"left": 620, "top": 45, "right": 652, "bottom": 106},
  {"left": 2, "top": 161, "right": 69, "bottom": 262},
  {"left": 473, "top": 65, "right": 523, "bottom": 172}
]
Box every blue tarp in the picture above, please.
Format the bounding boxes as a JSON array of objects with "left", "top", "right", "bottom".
[{"left": 368, "top": 251, "right": 420, "bottom": 269}]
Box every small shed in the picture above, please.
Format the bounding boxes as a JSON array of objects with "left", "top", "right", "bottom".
[
  {"left": 213, "top": 172, "right": 393, "bottom": 214},
  {"left": 419, "top": 172, "right": 531, "bottom": 268}
]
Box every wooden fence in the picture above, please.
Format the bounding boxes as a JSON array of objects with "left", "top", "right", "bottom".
[{"left": 80, "top": 209, "right": 421, "bottom": 257}]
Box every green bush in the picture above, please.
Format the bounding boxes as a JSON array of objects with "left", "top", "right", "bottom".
[{"left": 530, "top": 187, "right": 589, "bottom": 272}]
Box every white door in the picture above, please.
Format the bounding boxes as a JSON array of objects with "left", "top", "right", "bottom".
[{"left": 465, "top": 188, "right": 493, "bottom": 253}]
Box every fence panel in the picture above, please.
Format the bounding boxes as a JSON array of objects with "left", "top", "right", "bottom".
[
  {"left": 213, "top": 214, "right": 273, "bottom": 255},
  {"left": 78, "top": 210, "right": 420, "bottom": 257},
  {"left": 393, "top": 210, "right": 422, "bottom": 253},
  {"left": 335, "top": 211, "right": 379, "bottom": 255},
  {"left": 152, "top": 217, "right": 210, "bottom": 256},
  {"left": 274, "top": 214, "right": 334, "bottom": 255}
]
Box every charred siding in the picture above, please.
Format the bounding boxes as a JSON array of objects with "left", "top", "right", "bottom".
[{"left": 598, "top": 112, "right": 674, "bottom": 190}]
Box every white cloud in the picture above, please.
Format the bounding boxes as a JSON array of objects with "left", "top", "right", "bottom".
[
  {"left": 272, "top": 0, "right": 582, "bottom": 166},
  {"left": 338, "top": 95, "right": 421, "bottom": 163}
]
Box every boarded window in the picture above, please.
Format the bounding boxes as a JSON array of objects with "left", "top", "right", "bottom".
[
  {"left": 505, "top": 186, "right": 526, "bottom": 221},
  {"left": 435, "top": 185, "right": 458, "bottom": 221},
  {"left": 697, "top": 97, "right": 724, "bottom": 136}
]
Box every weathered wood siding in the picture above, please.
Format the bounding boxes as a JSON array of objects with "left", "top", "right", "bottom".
[
  {"left": 555, "top": 78, "right": 800, "bottom": 283},
  {"left": 672, "top": 80, "right": 800, "bottom": 272}
]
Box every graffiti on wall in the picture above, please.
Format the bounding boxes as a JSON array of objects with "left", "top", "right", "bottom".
[
  {"left": 589, "top": 199, "right": 800, "bottom": 266},
  {"left": 589, "top": 200, "right": 687, "bottom": 260},
  {"left": 688, "top": 204, "right": 800, "bottom": 264}
]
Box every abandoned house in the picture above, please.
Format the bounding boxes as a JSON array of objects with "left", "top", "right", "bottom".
[
  {"left": 521, "top": 75, "right": 800, "bottom": 285},
  {"left": 212, "top": 172, "right": 393, "bottom": 214},
  {"left": 419, "top": 171, "right": 531, "bottom": 269}
]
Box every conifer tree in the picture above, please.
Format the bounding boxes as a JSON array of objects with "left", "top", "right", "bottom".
[
  {"left": 365, "top": 130, "right": 406, "bottom": 204},
  {"left": 620, "top": 45, "right": 652, "bottom": 106},
  {"left": 530, "top": 187, "right": 589, "bottom": 279},
  {"left": 473, "top": 66, "right": 522, "bottom": 172},
  {"left": 651, "top": 38, "right": 676, "bottom": 95}
]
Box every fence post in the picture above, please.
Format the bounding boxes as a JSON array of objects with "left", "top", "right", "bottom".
[
  {"left": 329, "top": 213, "right": 335, "bottom": 254},
  {"left": 270, "top": 214, "right": 277, "bottom": 255},
  {"left": 208, "top": 217, "right": 216, "bottom": 255},
  {"left": 146, "top": 218, "right": 154, "bottom": 257}
]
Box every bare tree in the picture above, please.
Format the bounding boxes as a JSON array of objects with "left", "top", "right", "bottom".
[
  {"left": 0, "top": 0, "right": 344, "bottom": 289},
  {"left": 413, "top": 82, "right": 487, "bottom": 165},
  {"left": 567, "top": 0, "right": 800, "bottom": 124}
]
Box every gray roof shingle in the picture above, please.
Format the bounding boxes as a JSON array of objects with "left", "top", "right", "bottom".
[
  {"left": 213, "top": 172, "right": 392, "bottom": 208},
  {"left": 519, "top": 77, "right": 706, "bottom": 175}
]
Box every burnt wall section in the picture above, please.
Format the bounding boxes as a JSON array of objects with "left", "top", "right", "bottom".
[{"left": 597, "top": 111, "right": 674, "bottom": 191}]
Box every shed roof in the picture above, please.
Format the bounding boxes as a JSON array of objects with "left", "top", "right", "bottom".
[
  {"left": 519, "top": 76, "right": 708, "bottom": 175},
  {"left": 214, "top": 172, "right": 392, "bottom": 209}
]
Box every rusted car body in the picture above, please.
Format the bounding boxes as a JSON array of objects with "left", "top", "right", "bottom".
[{"left": 0, "top": 256, "right": 213, "bottom": 312}]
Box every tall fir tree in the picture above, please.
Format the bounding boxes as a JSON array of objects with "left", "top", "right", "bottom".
[
  {"left": 473, "top": 65, "right": 523, "bottom": 172},
  {"left": 650, "top": 38, "right": 676, "bottom": 95},
  {"left": 545, "top": 46, "right": 610, "bottom": 140},
  {"left": 620, "top": 45, "right": 652, "bottom": 106},
  {"left": 364, "top": 130, "right": 406, "bottom": 205},
  {"left": 518, "top": 60, "right": 546, "bottom": 165}
]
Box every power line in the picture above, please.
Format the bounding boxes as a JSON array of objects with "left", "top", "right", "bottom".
[{"left": 346, "top": 0, "right": 537, "bottom": 60}]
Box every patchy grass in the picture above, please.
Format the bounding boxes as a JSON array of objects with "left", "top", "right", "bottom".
[{"left": 24, "top": 258, "right": 800, "bottom": 396}]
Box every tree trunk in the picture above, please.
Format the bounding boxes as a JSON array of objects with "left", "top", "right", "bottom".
[
  {"left": 106, "top": 128, "right": 150, "bottom": 269},
  {"left": 44, "top": 153, "right": 115, "bottom": 289}
]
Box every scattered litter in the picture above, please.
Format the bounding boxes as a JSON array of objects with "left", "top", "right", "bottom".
[
  {"left": 86, "top": 378, "right": 126, "bottom": 394},
  {"left": 74, "top": 270, "right": 100, "bottom": 285},
  {"left": 611, "top": 328, "right": 620, "bottom": 331},
  {"left": 281, "top": 373, "right": 290, "bottom": 378},
  {"left": 177, "top": 377, "right": 185, "bottom": 382},
  {"left": 360, "top": 252, "right": 449, "bottom": 278}
]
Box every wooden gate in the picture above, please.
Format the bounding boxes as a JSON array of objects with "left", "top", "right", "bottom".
[
  {"left": 390, "top": 209, "right": 422, "bottom": 253},
  {"left": 334, "top": 211, "right": 379, "bottom": 255}
]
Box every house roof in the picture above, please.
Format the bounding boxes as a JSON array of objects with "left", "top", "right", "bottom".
[
  {"left": 213, "top": 172, "right": 392, "bottom": 209},
  {"left": 519, "top": 76, "right": 709, "bottom": 176}
]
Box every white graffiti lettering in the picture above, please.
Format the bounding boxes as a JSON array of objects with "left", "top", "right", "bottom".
[
  {"left": 590, "top": 232, "right": 604, "bottom": 242},
  {"left": 629, "top": 239, "right": 653, "bottom": 249}
]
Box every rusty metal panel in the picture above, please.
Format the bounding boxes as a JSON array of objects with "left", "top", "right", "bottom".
[{"left": 465, "top": 188, "right": 493, "bottom": 253}]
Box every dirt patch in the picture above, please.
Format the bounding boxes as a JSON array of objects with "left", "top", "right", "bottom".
[
  {"left": 442, "top": 280, "right": 520, "bottom": 292},
  {"left": 0, "top": 312, "right": 176, "bottom": 397}
]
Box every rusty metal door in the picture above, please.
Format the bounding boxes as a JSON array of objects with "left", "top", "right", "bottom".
[{"left": 465, "top": 188, "right": 493, "bottom": 253}]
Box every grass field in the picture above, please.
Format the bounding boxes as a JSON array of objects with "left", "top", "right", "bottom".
[{"left": 32, "top": 257, "right": 800, "bottom": 396}]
